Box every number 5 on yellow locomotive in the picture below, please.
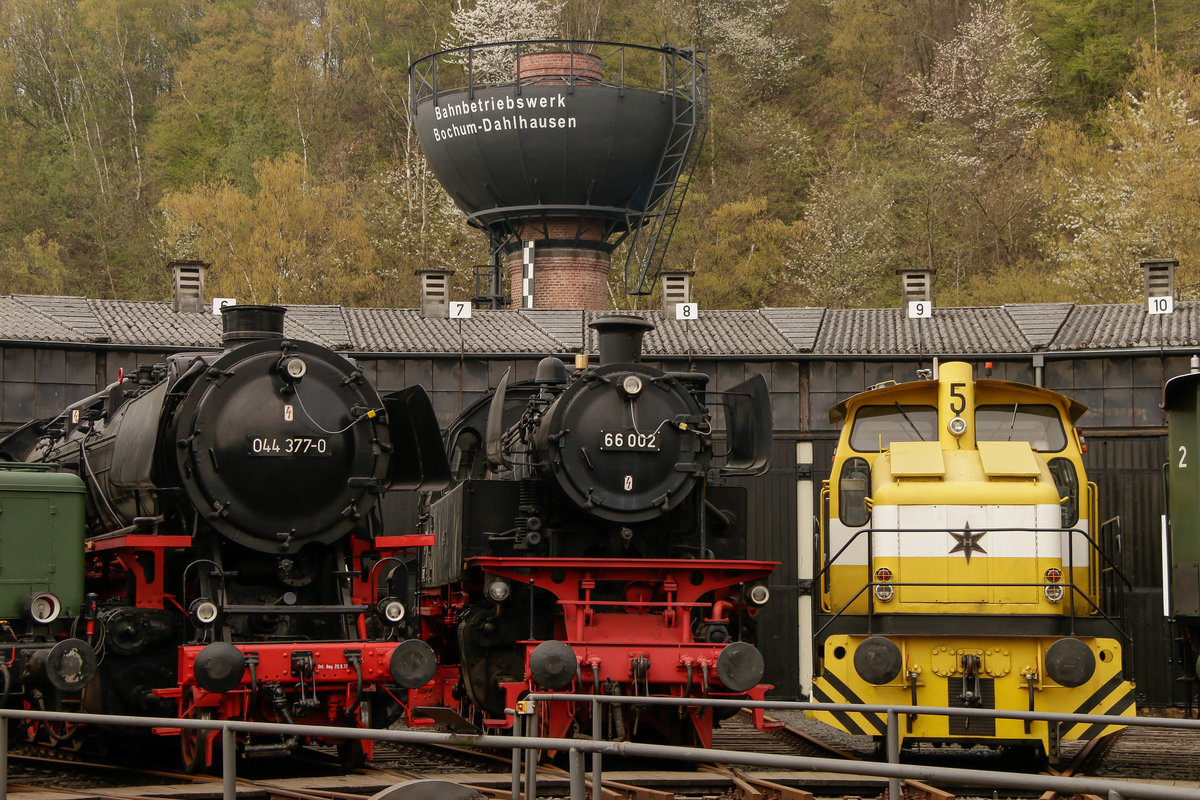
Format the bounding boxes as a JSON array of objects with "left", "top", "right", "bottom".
[{"left": 812, "top": 361, "right": 1135, "bottom": 761}]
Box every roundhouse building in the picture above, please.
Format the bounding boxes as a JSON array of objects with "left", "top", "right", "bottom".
[{"left": 0, "top": 288, "right": 1192, "bottom": 709}]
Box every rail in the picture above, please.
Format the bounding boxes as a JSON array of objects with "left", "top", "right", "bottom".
[{"left": 1, "top": 696, "right": 1198, "bottom": 800}]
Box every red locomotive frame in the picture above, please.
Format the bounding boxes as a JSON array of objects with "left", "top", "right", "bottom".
[
  {"left": 411, "top": 556, "right": 778, "bottom": 746},
  {"left": 87, "top": 532, "right": 430, "bottom": 767}
]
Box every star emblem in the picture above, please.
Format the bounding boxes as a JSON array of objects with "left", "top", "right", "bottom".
[{"left": 949, "top": 523, "right": 987, "bottom": 563}]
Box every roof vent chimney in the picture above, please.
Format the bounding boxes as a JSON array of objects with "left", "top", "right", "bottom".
[
  {"left": 417, "top": 269, "right": 454, "bottom": 318},
  {"left": 171, "top": 260, "right": 209, "bottom": 313},
  {"left": 899, "top": 268, "right": 932, "bottom": 306},
  {"left": 660, "top": 270, "right": 693, "bottom": 315},
  {"left": 1143, "top": 258, "right": 1177, "bottom": 310}
]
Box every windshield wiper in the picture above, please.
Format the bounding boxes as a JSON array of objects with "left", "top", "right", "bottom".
[
  {"left": 894, "top": 402, "right": 924, "bottom": 440},
  {"left": 1007, "top": 402, "right": 1020, "bottom": 441}
]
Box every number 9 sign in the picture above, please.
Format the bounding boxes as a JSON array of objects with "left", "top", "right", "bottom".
[{"left": 907, "top": 300, "right": 932, "bottom": 319}]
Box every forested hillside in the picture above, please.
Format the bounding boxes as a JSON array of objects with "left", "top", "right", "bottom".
[{"left": 1, "top": 0, "right": 1198, "bottom": 309}]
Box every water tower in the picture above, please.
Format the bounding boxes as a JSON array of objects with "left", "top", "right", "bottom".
[{"left": 409, "top": 40, "right": 707, "bottom": 309}]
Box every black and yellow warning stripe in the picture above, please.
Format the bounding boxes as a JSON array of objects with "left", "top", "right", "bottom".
[
  {"left": 1062, "top": 674, "right": 1136, "bottom": 740},
  {"left": 812, "top": 671, "right": 889, "bottom": 737}
]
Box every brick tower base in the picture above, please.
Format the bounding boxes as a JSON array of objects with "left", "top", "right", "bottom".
[{"left": 506, "top": 245, "right": 611, "bottom": 310}]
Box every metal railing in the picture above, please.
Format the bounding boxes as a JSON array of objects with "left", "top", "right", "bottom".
[
  {"left": 1, "top": 696, "right": 1198, "bottom": 800},
  {"left": 410, "top": 41, "right": 700, "bottom": 111},
  {"left": 815, "top": 523, "right": 1135, "bottom": 646}
]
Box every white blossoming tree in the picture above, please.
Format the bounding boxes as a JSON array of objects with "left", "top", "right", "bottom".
[
  {"left": 660, "top": 0, "right": 796, "bottom": 87},
  {"left": 441, "top": 0, "right": 566, "bottom": 82},
  {"left": 1038, "top": 51, "right": 1200, "bottom": 302},
  {"left": 895, "top": 1, "right": 1049, "bottom": 300}
]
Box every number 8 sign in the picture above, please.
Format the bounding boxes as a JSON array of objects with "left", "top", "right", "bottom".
[{"left": 676, "top": 302, "right": 699, "bottom": 321}]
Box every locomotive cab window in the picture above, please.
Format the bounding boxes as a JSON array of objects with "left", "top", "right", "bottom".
[
  {"left": 838, "top": 457, "right": 872, "bottom": 527},
  {"left": 848, "top": 405, "right": 937, "bottom": 451},
  {"left": 449, "top": 428, "right": 486, "bottom": 481},
  {"left": 1047, "top": 457, "right": 1080, "bottom": 528},
  {"left": 975, "top": 404, "right": 1067, "bottom": 451}
]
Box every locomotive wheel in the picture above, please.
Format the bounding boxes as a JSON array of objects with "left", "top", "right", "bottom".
[{"left": 181, "top": 709, "right": 215, "bottom": 774}]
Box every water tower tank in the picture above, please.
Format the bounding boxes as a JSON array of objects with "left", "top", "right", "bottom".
[{"left": 409, "top": 41, "right": 707, "bottom": 308}]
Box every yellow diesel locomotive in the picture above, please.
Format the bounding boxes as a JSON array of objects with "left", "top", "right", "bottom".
[{"left": 812, "top": 361, "right": 1134, "bottom": 760}]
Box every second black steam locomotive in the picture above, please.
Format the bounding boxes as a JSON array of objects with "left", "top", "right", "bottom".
[
  {"left": 0, "top": 305, "right": 449, "bottom": 768},
  {"left": 409, "top": 315, "right": 778, "bottom": 747}
]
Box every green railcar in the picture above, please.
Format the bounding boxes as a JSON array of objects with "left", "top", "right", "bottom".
[
  {"left": 1166, "top": 374, "right": 1200, "bottom": 621},
  {"left": 0, "top": 462, "right": 96, "bottom": 700}
]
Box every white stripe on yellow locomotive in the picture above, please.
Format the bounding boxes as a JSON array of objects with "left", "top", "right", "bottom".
[{"left": 814, "top": 361, "right": 1135, "bottom": 751}]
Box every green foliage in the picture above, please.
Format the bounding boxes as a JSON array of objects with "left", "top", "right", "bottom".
[
  {"left": 160, "top": 154, "right": 381, "bottom": 304},
  {"left": 1037, "top": 49, "right": 1200, "bottom": 301},
  {"left": 0, "top": 232, "right": 69, "bottom": 295},
  {"left": 0, "top": 0, "right": 1197, "bottom": 309}
]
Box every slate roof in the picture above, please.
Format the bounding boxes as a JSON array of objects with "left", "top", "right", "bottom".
[
  {"left": 814, "top": 307, "right": 1030, "bottom": 355},
  {"left": 0, "top": 297, "right": 81, "bottom": 342},
  {"left": 4, "top": 295, "right": 1200, "bottom": 357}
]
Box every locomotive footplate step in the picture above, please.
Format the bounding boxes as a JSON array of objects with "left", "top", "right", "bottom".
[{"left": 416, "top": 706, "right": 484, "bottom": 734}]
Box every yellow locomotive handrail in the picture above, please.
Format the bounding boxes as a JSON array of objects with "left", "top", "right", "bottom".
[
  {"left": 814, "top": 579, "right": 1131, "bottom": 644},
  {"left": 813, "top": 523, "right": 1134, "bottom": 646}
]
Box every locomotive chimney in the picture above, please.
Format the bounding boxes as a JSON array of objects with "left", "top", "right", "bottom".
[
  {"left": 590, "top": 315, "right": 654, "bottom": 365},
  {"left": 221, "top": 304, "right": 286, "bottom": 348}
]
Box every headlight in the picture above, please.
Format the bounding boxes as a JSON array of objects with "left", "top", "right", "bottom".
[
  {"left": 1044, "top": 568, "right": 1063, "bottom": 603},
  {"left": 486, "top": 579, "right": 511, "bottom": 603},
  {"left": 873, "top": 568, "right": 894, "bottom": 603},
  {"left": 748, "top": 584, "right": 770, "bottom": 605},
  {"left": 948, "top": 416, "right": 968, "bottom": 436},
  {"left": 621, "top": 374, "right": 643, "bottom": 396},
  {"left": 23, "top": 593, "right": 62, "bottom": 624},
  {"left": 189, "top": 598, "right": 221, "bottom": 627},
  {"left": 281, "top": 357, "right": 307, "bottom": 380},
  {"left": 378, "top": 597, "right": 406, "bottom": 624}
]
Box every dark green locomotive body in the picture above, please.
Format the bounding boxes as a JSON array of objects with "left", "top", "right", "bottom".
[
  {"left": 1163, "top": 371, "right": 1200, "bottom": 695},
  {"left": 0, "top": 462, "right": 96, "bottom": 697}
]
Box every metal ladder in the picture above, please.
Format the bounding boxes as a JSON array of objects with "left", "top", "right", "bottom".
[{"left": 623, "top": 48, "right": 709, "bottom": 296}]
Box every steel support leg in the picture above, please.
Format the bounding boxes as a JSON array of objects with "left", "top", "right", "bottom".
[
  {"left": 887, "top": 708, "right": 901, "bottom": 800},
  {"left": 524, "top": 704, "right": 538, "bottom": 799},
  {"left": 222, "top": 725, "right": 236, "bottom": 800},
  {"left": 592, "top": 697, "right": 602, "bottom": 797},
  {"left": 512, "top": 714, "right": 523, "bottom": 800},
  {"left": 570, "top": 748, "right": 586, "bottom": 800}
]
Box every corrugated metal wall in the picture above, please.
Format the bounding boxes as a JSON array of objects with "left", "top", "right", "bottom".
[
  {"left": 729, "top": 440, "right": 801, "bottom": 698},
  {"left": 1084, "top": 433, "right": 1178, "bottom": 707}
]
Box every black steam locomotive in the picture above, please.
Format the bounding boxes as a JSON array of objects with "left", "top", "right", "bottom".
[
  {"left": 409, "top": 315, "right": 778, "bottom": 747},
  {"left": 0, "top": 305, "right": 449, "bottom": 768}
]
